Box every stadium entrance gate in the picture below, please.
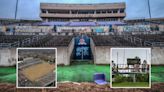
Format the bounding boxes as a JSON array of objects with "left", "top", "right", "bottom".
[{"left": 73, "top": 35, "right": 92, "bottom": 61}]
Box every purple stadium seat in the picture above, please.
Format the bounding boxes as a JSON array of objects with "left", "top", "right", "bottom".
[{"left": 93, "top": 73, "right": 107, "bottom": 85}]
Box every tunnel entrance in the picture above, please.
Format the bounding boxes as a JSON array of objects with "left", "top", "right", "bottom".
[{"left": 71, "top": 34, "right": 93, "bottom": 63}]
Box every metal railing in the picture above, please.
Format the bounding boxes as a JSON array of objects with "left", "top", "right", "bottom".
[{"left": 112, "top": 64, "right": 149, "bottom": 74}]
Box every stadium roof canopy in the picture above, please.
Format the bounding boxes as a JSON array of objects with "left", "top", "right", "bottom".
[{"left": 39, "top": 21, "right": 126, "bottom": 26}]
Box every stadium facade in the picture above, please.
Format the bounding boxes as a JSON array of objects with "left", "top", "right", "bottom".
[
  {"left": 1, "top": 2, "right": 164, "bottom": 66},
  {"left": 40, "top": 3, "right": 126, "bottom": 22}
]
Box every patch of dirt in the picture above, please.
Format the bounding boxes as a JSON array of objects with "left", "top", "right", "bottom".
[{"left": 0, "top": 82, "right": 164, "bottom": 92}]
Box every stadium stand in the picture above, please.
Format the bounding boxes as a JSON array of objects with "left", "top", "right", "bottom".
[
  {"left": 133, "top": 34, "right": 164, "bottom": 46},
  {"left": 0, "top": 35, "right": 33, "bottom": 43},
  {"left": 0, "top": 33, "right": 73, "bottom": 47},
  {"left": 18, "top": 72, "right": 33, "bottom": 87},
  {"left": 18, "top": 58, "right": 42, "bottom": 69},
  {"left": 1, "top": 33, "right": 164, "bottom": 47},
  {"left": 15, "top": 26, "right": 53, "bottom": 33},
  {"left": 18, "top": 57, "right": 56, "bottom": 87},
  {"left": 36, "top": 72, "right": 56, "bottom": 86},
  {"left": 0, "top": 35, "right": 33, "bottom": 47},
  {"left": 91, "top": 35, "right": 137, "bottom": 46},
  {"left": 44, "top": 36, "right": 73, "bottom": 47}
]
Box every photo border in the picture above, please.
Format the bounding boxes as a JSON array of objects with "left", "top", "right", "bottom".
[
  {"left": 16, "top": 47, "right": 57, "bottom": 89},
  {"left": 110, "top": 48, "right": 151, "bottom": 88}
]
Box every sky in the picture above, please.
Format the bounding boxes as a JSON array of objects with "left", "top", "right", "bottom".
[
  {"left": 0, "top": 0, "right": 164, "bottom": 20},
  {"left": 111, "top": 48, "right": 151, "bottom": 65}
]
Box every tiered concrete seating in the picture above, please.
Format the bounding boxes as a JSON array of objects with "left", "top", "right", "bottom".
[
  {"left": 36, "top": 72, "right": 56, "bottom": 86},
  {"left": 112, "top": 36, "right": 136, "bottom": 46},
  {"left": 26, "top": 35, "right": 53, "bottom": 47},
  {"left": 18, "top": 58, "right": 42, "bottom": 69},
  {"left": 91, "top": 35, "right": 136, "bottom": 46},
  {"left": 134, "top": 34, "right": 164, "bottom": 42},
  {"left": 18, "top": 72, "right": 33, "bottom": 87},
  {"left": 0, "top": 35, "right": 32, "bottom": 43},
  {"left": 0, "top": 34, "right": 73, "bottom": 47},
  {"left": 15, "top": 26, "right": 53, "bottom": 33},
  {"left": 44, "top": 36, "right": 73, "bottom": 47}
]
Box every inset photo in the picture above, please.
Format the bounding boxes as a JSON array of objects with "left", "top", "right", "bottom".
[
  {"left": 16, "top": 48, "right": 57, "bottom": 88},
  {"left": 111, "top": 48, "right": 151, "bottom": 88}
]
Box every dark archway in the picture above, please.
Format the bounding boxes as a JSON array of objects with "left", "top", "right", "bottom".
[{"left": 71, "top": 34, "right": 93, "bottom": 64}]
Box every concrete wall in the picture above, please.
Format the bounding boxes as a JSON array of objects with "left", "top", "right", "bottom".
[
  {"left": 56, "top": 47, "right": 69, "bottom": 65},
  {"left": 0, "top": 46, "right": 74, "bottom": 66},
  {"left": 94, "top": 46, "right": 111, "bottom": 64},
  {"left": 90, "top": 44, "right": 164, "bottom": 65},
  {"left": 1, "top": 41, "right": 164, "bottom": 66},
  {"left": 152, "top": 47, "right": 164, "bottom": 65},
  {"left": 0, "top": 38, "right": 74, "bottom": 66},
  {"left": 90, "top": 38, "right": 95, "bottom": 62},
  {"left": 0, "top": 48, "right": 16, "bottom": 66},
  {"left": 159, "top": 24, "right": 164, "bottom": 31},
  {"left": 56, "top": 38, "right": 74, "bottom": 65},
  {"left": 68, "top": 38, "right": 74, "bottom": 65},
  {"left": 41, "top": 3, "right": 126, "bottom": 10},
  {"left": 90, "top": 38, "right": 111, "bottom": 64}
]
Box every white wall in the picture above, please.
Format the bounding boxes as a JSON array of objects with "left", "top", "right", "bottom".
[
  {"left": 56, "top": 38, "right": 74, "bottom": 65},
  {"left": 91, "top": 45, "right": 164, "bottom": 65},
  {"left": 90, "top": 38, "right": 111, "bottom": 64},
  {"left": 1, "top": 43, "right": 164, "bottom": 66},
  {"left": 68, "top": 38, "right": 74, "bottom": 64},
  {"left": 90, "top": 38, "right": 96, "bottom": 62},
  {"left": 0, "top": 38, "right": 74, "bottom": 66},
  {"left": 56, "top": 47, "right": 69, "bottom": 65},
  {"left": 0, "top": 48, "right": 16, "bottom": 66},
  {"left": 94, "top": 46, "right": 111, "bottom": 64},
  {"left": 152, "top": 47, "right": 164, "bottom": 65}
]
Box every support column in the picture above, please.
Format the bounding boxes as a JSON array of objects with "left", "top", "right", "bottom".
[
  {"left": 46, "top": 10, "right": 48, "bottom": 14},
  {"left": 118, "top": 9, "right": 121, "bottom": 13},
  {"left": 46, "top": 18, "right": 48, "bottom": 22},
  {"left": 133, "top": 74, "right": 136, "bottom": 83},
  {"left": 94, "top": 10, "right": 96, "bottom": 14},
  {"left": 70, "top": 10, "right": 72, "bottom": 14}
]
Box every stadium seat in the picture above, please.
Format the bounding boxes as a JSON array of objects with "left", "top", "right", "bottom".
[{"left": 93, "top": 73, "right": 107, "bottom": 85}]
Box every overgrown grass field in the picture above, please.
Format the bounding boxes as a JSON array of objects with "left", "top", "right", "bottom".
[
  {"left": 0, "top": 65, "right": 164, "bottom": 83},
  {"left": 0, "top": 67, "right": 16, "bottom": 83},
  {"left": 112, "top": 82, "right": 149, "bottom": 87},
  {"left": 57, "top": 64, "right": 110, "bottom": 82}
]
